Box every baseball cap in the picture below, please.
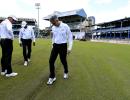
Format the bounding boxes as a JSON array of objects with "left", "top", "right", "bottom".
[
  {"left": 21, "top": 21, "right": 27, "bottom": 27},
  {"left": 50, "top": 15, "right": 58, "bottom": 21},
  {"left": 8, "top": 15, "right": 18, "bottom": 21}
]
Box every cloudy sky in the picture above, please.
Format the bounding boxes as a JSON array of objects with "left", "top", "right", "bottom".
[{"left": 0, "top": 0, "right": 130, "bottom": 29}]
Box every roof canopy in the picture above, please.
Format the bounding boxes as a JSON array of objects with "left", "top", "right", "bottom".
[
  {"left": 43, "top": 8, "right": 87, "bottom": 21},
  {"left": 96, "top": 17, "right": 130, "bottom": 26}
]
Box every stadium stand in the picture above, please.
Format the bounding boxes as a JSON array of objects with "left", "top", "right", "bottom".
[
  {"left": 43, "top": 8, "right": 95, "bottom": 40},
  {"left": 93, "top": 17, "right": 130, "bottom": 39}
]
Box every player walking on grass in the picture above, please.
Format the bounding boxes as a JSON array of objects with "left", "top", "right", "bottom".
[
  {"left": 19, "top": 21, "right": 35, "bottom": 66},
  {"left": 47, "top": 15, "right": 73, "bottom": 85}
]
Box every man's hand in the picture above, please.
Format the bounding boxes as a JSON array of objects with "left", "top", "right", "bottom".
[
  {"left": 67, "top": 50, "right": 71, "bottom": 55},
  {"left": 33, "top": 42, "right": 35, "bottom": 46},
  {"left": 19, "top": 43, "right": 22, "bottom": 47}
]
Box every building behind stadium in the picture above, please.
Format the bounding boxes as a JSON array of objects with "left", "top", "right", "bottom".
[
  {"left": 0, "top": 17, "right": 37, "bottom": 37},
  {"left": 43, "top": 8, "right": 95, "bottom": 40}
]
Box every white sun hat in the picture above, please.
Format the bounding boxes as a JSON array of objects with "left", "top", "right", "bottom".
[{"left": 8, "top": 15, "right": 18, "bottom": 21}]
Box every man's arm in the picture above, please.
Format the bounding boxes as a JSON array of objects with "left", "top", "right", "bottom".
[
  {"left": 51, "top": 27, "right": 55, "bottom": 48},
  {"left": 66, "top": 25, "right": 73, "bottom": 53},
  {"left": 0, "top": 24, "right": 1, "bottom": 39},
  {"left": 31, "top": 28, "right": 36, "bottom": 46},
  {"left": 19, "top": 29, "right": 22, "bottom": 46},
  {"left": 32, "top": 29, "right": 35, "bottom": 42}
]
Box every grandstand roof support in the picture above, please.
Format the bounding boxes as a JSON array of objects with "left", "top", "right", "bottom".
[
  {"left": 120, "top": 32, "right": 122, "bottom": 39},
  {"left": 80, "top": 18, "right": 82, "bottom": 32},
  {"left": 128, "top": 30, "right": 130, "bottom": 38},
  {"left": 105, "top": 33, "right": 108, "bottom": 39},
  {"left": 121, "top": 22, "right": 123, "bottom": 28}
]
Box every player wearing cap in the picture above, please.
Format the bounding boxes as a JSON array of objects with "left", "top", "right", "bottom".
[
  {"left": 0, "top": 15, "right": 18, "bottom": 77},
  {"left": 19, "top": 21, "right": 36, "bottom": 66}
]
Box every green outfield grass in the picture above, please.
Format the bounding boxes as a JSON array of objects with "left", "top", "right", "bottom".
[{"left": 0, "top": 39, "right": 130, "bottom": 100}]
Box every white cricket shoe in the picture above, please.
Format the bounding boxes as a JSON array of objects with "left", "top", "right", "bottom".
[
  {"left": 6, "top": 72, "right": 18, "bottom": 77},
  {"left": 1, "top": 72, "right": 6, "bottom": 76},
  {"left": 64, "top": 73, "right": 68, "bottom": 79},
  {"left": 28, "top": 59, "right": 31, "bottom": 62},
  {"left": 1, "top": 70, "right": 7, "bottom": 76},
  {"left": 47, "top": 77, "right": 56, "bottom": 85},
  {"left": 24, "top": 61, "right": 28, "bottom": 66}
]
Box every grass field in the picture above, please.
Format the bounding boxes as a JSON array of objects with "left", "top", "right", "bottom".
[{"left": 0, "top": 39, "right": 130, "bottom": 100}]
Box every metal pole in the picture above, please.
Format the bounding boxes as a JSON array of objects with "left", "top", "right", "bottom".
[{"left": 35, "top": 3, "right": 40, "bottom": 37}]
